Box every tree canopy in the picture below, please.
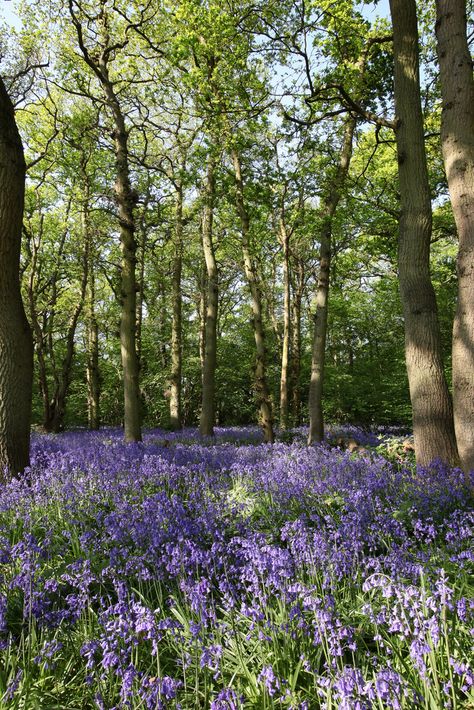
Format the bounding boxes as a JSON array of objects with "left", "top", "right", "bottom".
[{"left": 0, "top": 0, "right": 472, "bottom": 474}]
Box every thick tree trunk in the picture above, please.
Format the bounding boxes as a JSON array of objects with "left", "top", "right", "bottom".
[
  {"left": 390, "top": 0, "right": 459, "bottom": 466},
  {"left": 435, "top": 0, "right": 474, "bottom": 474},
  {"left": 308, "top": 118, "right": 355, "bottom": 444},
  {"left": 232, "top": 148, "right": 274, "bottom": 443},
  {"left": 279, "top": 218, "right": 291, "bottom": 429},
  {"left": 170, "top": 182, "right": 183, "bottom": 430},
  {"left": 0, "top": 77, "right": 33, "bottom": 477},
  {"left": 199, "top": 155, "right": 218, "bottom": 437}
]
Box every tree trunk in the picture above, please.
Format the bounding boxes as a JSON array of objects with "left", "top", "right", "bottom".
[
  {"left": 435, "top": 0, "right": 474, "bottom": 474},
  {"left": 279, "top": 218, "right": 291, "bottom": 429},
  {"left": 170, "top": 182, "right": 183, "bottom": 430},
  {"left": 86, "top": 226, "right": 100, "bottom": 431},
  {"left": 136, "top": 197, "right": 148, "bottom": 377},
  {"left": 290, "top": 258, "right": 305, "bottom": 426},
  {"left": 389, "top": 0, "right": 459, "bottom": 466},
  {"left": 199, "top": 261, "right": 207, "bottom": 378},
  {"left": 25, "top": 226, "right": 51, "bottom": 432},
  {"left": 70, "top": 5, "right": 142, "bottom": 442},
  {"left": 291, "top": 287, "right": 302, "bottom": 426},
  {"left": 100, "top": 77, "right": 141, "bottom": 442},
  {"left": 232, "top": 148, "right": 274, "bottom": 443},
  {"left": 0, "top": 77, "right": 33, "bottom": 477},
  {"left": 42, "top": 185, "right": 91, "bottom": 433},
  {"left": 308, "top": 118, "right": 355, "bottom": 444},
  {"left": 87, "top": 288, "right": 101, "bottom": 430},
  {"left": 199, "top": 154, "right": 218, "bottom": 437},
  {"left": 45, "top": 221, "right": 89, "bottom": 433}
]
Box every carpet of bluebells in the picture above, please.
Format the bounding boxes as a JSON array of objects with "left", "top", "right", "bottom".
[{"left": 0, "top": 426, "right": 473, "bottom": 709}]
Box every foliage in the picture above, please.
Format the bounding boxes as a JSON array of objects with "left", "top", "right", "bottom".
[{"left": 0, "top": 1, "right": 465, "bottom": 442}]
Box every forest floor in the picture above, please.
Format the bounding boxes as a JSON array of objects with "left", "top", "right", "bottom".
[{"left": 0, "top": 426, "right": 472, "bottom": 708}]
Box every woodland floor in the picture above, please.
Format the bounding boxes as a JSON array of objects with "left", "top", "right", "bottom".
[{"left": 0, "top": 426, "right": 472, "bottom": 708}]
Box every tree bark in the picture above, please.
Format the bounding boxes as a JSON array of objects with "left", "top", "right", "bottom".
[
  {"left": 390, "top": 0, "right": 459, "bottom": 466},
  {"left": 291, "top": 288, "right": 302, "bottom": 427},
  {"left": 0, "top": 76, "right": 33, "bottom": 477},
  {"left": 170, "top": 181, "right": 184, "bottom": 430},
  {"left": 279, "top": 217, "right": 291, "bottom": 429},
  {"left": 44, "top": 215, "right": 89, "bottom": 433},
  {"left": 199, "top": 260, "right": 207, "bottom": 378},
  {"left": 308, "top": 118, "right": 355, "bottom": 444},
  {"left": 87, "top": 273, "right": 100, "bottom": 430},
  {"left": 86, "top": 213, "right": 100, "bottom": 431},
  {"left": 199, "top": 154, "right": 218, "bottom": 436},
  {"left": 69, "top": 2, "right": 142, "bottom": 442},
  {"left": 110, "top": 100, "right": 141, "bottom": 442},
  {"left": 24, "top": 219, "right": 52, "bottom": 431},
  {"left": 136, "top": 195, "right": 148, "bottom": 378},
  {"left": 232, "top": 148, "right": 274, "bottom": 443},
  {"left": 435, "top": 0, "right": 474, "bottom": 474}
]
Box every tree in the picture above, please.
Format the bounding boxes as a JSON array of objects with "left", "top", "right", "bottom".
[
  {"left": 435, "top": 0, "right": 474, "bottom": 474},
  {"left": 308, "top": 116, "right": 356, "bottom": 444},
  {"left": 306, "top": 28, "right": 391, "bottom": 443},
  {"left": 278, "top": 190, "right": 292, "bottom": 431},
  {"left": 389, "top": 0, "right": 459, "bottom": 466},
  {"left": 169, "top": 164, "right": 185, "bottom": 431},
  {"left": 231, "top": 145, "right": 275, "bottom": 443},
  {"left": 21, "top": 97, "right": 102, "bottom": 433},
  {"left": 67, "top": 0, "right": 143, "bottom": 442},
  {"left": 199, "top": 150, "right": 219, "bottom": 436},
  {"left": 0, "top": 75, "right": 33, "bottom": 476}
]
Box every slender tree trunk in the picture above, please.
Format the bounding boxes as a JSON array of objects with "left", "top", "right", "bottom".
[
  {"left": 86, "top": 213, "right": 100, "bottom": 430},
  {"left": 290, "top": 259, "right": 305, "bottom": 426},
  {"left": 25, "top": 207, "right": 69, "bottom": 432},
  {"left": 87, "top": 269, "right": 100, "bottom": 430},
  {"left": 199, "top": 261, "right": 207, "bottom": 378},
  {"left": 25, "top": 230, "right": 51, "bottom": 431},
  {"left": 231, "top": 148, "right": 274, "bottom": 443},
  {"left": 308, "top": 118, "right": 355, "bottom": 444},
  {"left": 170, "top": 182, "right": 184, "bottom": 430},
  {"left": 435, "top": 0, "right": 474, "bottom": 474},
  {"left": 389, "top": 0, "right": 458, "bottom": 466},
  {"left": 104, "top": 85, "right": 141, "bottom": 442},
  {"left": 44, "top": 213, "right": 90, "bottom": 433},
  {"left": 136, "top": 198, "right": 148, "bottom": 376},
  {"left": 291, "top": 289, "right": 302, "bottom": 426},
  {"left": 0, "top": 77, "right": 33, "bottom": 477},
  {"left": 279, "top": 218, "right": 291, "bottom": 429},
  {"left": 200, "top": 154, "right": 218, "bottom": 436},
  {"left": 69, "top": 5, "right": 141, "bottom": 441}
]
